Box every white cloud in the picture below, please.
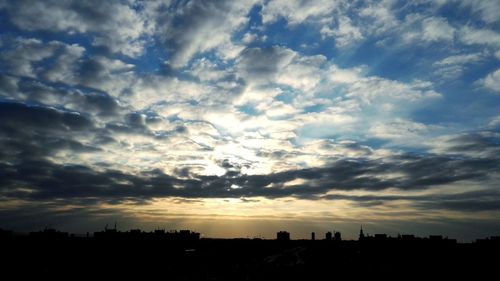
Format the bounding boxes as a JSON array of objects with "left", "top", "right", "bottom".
[
  {"left": 479, "top": 69, "right": 500, "bottom": 93},
  {"left": 336, "top": 71, "right": 441, "bottom": 105},
  {"left": 434, "top": 53, "right": 484, "bottom": 66},
  {"left": 433, "top": 52, "right": 486, "bottom": 79},
  {"left": 276, "top": 55, "right": 326, "bottom": 92},
  {"left": 369, "top": 119, "right": 432, "bottom": 141},
  {"left": 459, "top": 26, "right": 500, "bottom": 48},
  {"left": 358, "top": 0, "right": 398, "bottom": 35},
  {"left": 261, "top": 0, "right": 339, "bottom": 25},
  {"left": 488, "top": 116, "right": 500, "bottom": 128},
  {"left": 459, "top": 0, "right": 500, "bottom": 24},
  {"left": 329, "top": 65, "right": 363, "bottom": 84},
  {"left": 242, "top": 33, "right": 258, "bottom": 44},
  {"left": 188, "top": 58, "right": 231, "bottom": 82},
  {"left": 321, "top": 16, "right": 364, "bottom": 48},
  {"left": 400, "top": 15, "right": 455, "bottom": 44},
  {"left": 420, "top": 17, "right": 455, "bottom": 42}
]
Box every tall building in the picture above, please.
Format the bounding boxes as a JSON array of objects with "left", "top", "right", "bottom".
[
  {"left": 334, "top": 231, "right": 342, "bottom": 241},
  {"left": 325, "top": 231, "right": 332, "bottom": 241},
  {"left": 311, "top": 232, "right": 315, "bottom": 240},
  {"left": 277, "top": 231, "right": 290, "bottom": 241}
]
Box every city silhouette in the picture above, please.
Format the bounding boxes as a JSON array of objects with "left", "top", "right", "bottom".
[{"left": 1, "top": 226, "right": 498, "bottom": 280}]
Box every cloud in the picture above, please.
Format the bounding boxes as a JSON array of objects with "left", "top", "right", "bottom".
[
  {"left": 0, "top": 101, "right": 93, "bottom": 132},
  {"left": 155, "top": 0, "right": 258, "bottom": 67},
  {"left": 236, "top": 46, "right": 296, "bottom": 84},
  {"left": 433, "top": 52, "right": 486, "bottom": 79},
  {"left": 326, "top": 67, "right": 441, "bottom": 113},
  {"left": 261, "top": 0, "right": 338, "bottom": 25},
  {"left": 430, "top": 131, "right": 500, "bottom": 158},
  {"left": 459, "top": 26, "right": 500, "bottom": 48},
  {"left": 75, "top": 55, "right": 135, "bottom": 94},
  {"left": 0, "top": 101, "right": 98, "bottom": 167},
  {"left": 0, "top": 0, "right": 499, "bottom": 237},
  {"left": 478, "top": 69, "right": 500, "bottom": 93},
  {"left": 0, "top": 37, "right": 135, "bottom": 99},
  {"left": 1, "top": 122, "right": 498, "bottom": 204},
  {"left": 320, "top": 16, "right": 364, "bottom": 48},
  {"left": 399, "top": 15, "right": 455, "bottom": 45},
  {"left": 358, "top": 0, "right": 398, "bottom": 35},
  {"left": 458, "top": 0, "right": 500, "bottom": 24},
  {"left": 419, "top": 17, "right": 455, "bottom": 42},
  {"left": 369, "top": 119, "right": 432, "bottom": 141},
  {"left": 0, "top": 38, "right": 66, "bottom": 78},
  {"left": 236, "top": 46, "right": 326, "bottom": 92},
  {"left": 1, "top": 0, "right": 149, "bottom": 57},
  {"left": 0, "top": 76, "right": 123, "bottom": 119},
  {"left": 322, "top": 189, "right": 500, "bottom": 213}
]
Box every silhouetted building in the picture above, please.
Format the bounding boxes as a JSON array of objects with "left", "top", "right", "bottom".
[
  {"left": 29, "top": 228, "right": 68, "bottom": 239},
  {"left": 277, "top": 231, "right": 290, "bottom": 241},
  {"left": 359, "top": 226, "right": 365, "bottom": 240},
  {"left": 374, "top": 234, "right": 387, "bottom": 240},
  {"left": 311, "top": 232, "right": 315, "bottom": 241},
  {"left": 334, "top": 231, "right": 342, "bottom": 241},
  {"left": 94, "top": 223, "right": 120, "bottom": 238},
  {"left": 160, "top": 230, "right": 200, "bottom": 240},
  {"left": 429, "top": 235, "right": 443, "bottom": 241},
  {"left": 177, "top": 230, "right": 200, "bottom": 240},
  {"left": 325, "top": 231, "right": 332, "bottom": 241},
  {"left": 401, "top": 234, "right": 415, "bottom": 240},
  {"left": 154, "top": 229, "right": 166, "bottom": 236},
  {"left": 130, "top": 229, "right": 142, "bottom": 236}
]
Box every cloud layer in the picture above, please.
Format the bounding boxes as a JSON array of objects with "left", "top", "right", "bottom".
[{"left": 0, "top": 0, "right": 499, "bottom": 238}]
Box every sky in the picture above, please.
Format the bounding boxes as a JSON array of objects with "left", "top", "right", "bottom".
[{"left": 0, "top": 0, "right": 499, "bottom": 241}]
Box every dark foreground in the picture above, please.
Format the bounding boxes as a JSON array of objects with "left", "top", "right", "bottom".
[{"left": 1, "top": 235, "right": 499, "bottom": 280}]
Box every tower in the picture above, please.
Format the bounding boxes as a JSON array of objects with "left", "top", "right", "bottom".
[{"left": 359, "top": 226, "right": 365, "bottom": 240}]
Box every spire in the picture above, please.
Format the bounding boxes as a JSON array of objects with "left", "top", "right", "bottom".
[{"left": 359, "top": 225, "right": 365, "bottom": 240}]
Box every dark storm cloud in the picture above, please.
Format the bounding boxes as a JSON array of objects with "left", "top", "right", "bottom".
[
  {"left": 68, "top": 90, "right": 121, "bottom": 116},
  {"left": 1, "top": 129, "right": 498, "bottom": 211},
  {"left": 0, "top": 74, "right": 18, "bottom": 94},
  {"left": 443, "top": 131, "right": 500, "bottom": 156},
  {"left": 0, "top": 101, "right": 92, "bottom": 131},
  {"left": 321, "top": 189, "right": 500, "bottom": 212},
  {"left": 0, "top": 101, "right": 98, "bottom": 163},
  {"left": 15, "top": 80, "right": 121, "bottom": 116},
  {"left": 0, "top": 52, "right": 123, "bottom": 117}
]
